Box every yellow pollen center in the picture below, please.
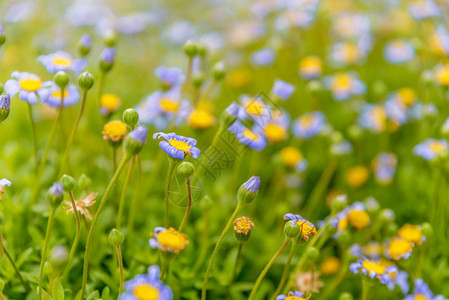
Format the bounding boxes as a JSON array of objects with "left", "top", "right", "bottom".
[
  {"left": 133, "top": 284, "right": 160, "bottom": 300},
  {"left": 52, "top": 56, "right": 72, "bottom": 67},
  {"left": 299, "top": 115, "right": 314, "bottom": 127},
  {"left": 188, "top": 110, "right": 215, "bottom": 129},
  {"left": 435, "top": 65, "right": 449, "bottom": 86},
  {"left": 299, "top": 222, "right": 316, "bottom": 237},
  {"left": 280, "top": 147, "right": 303, "bottom": 167},
  {"left": 242, "top": 129, "right": 259, "bottom": 141},
  {"left": 397, "top": 88, "right": 416, "bottom": 106},
  {"left": 428, "top": 141, "right": 446, "bottom": 154},
  {"left": 300, "top": 56, "right": 322, "bottom": 73},
  {"left": 168, "top": 138, "right": 192, "bottom": 152},
  {"left": 389, "top": 239, "right": 413, "bottom": 260},
  {"left": 102, "top": 121, "right": 128, "bottom": 142},
  {"left": 265, "top": 123, "right": 287, "bottom": 142},
  {"left": 19, "top": 78, "right": 42, "bottom": 92},
  {"left": 398, "top": 224, "right": 423, "bottom": 244},
  {"left": 159, "top": 98, "right": 179, "bottom": 113},
  {"left": 157, "top": 228, "right": 188, "bottom": 253},
  {"left": 361, "top": 260, "right": 386, "bottom": 275},
  {"left": 101, "top": 94, "right": 121, "bottom": 111},
  {"left": 342, "top": 43, "right": 359, "bottom": 62},
  {"left": 414, "top": 294, "right": 429, "bottom": 300},
  {"left": 347, "top": 209, "right": 370, "bottom": 229},
  {"left": 332, "top": 73, "right": 353, "bottom": 90},
  {"left": 51, "top": 90, "right": 69, "bottom": 99},
  {"left": 245, "top": 101, "right": 264, "bottom": 115}
]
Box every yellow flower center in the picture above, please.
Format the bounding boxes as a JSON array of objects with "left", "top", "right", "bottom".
[
  {"left": 347, "top": 209, "right": 370, "bottom": 230},
  {"left": 371, "top": 106, "right": 386, "bottom": 132},
  {"left": 388, "top": 238, "right": 413, "bottom": 260},
  {"left": 242, "top": 129, "right": 259, "bottom": 141},
  {"left": 341, "top": 43, "right": 359, "bottom": 63},
  {"left": 299, "top": 56, "right": 322, "bottom": 73},
  {"left": 133, "top": 284, "right": 160, "bottom": 300},
  {"left": 280, "top": 147, "right": 303, "bottom": 167},
  {"left": 397, "top": 88, "right": 416, "bottom": 106},
  {"left": 414, "top": 294, "right": 429, "bottom": 300},
  {"left": 188, "top": 109, "right": 215, "bottom": 129},
  {"left": 234, "top": 217, "right": 255, "bottom": 235},
  {"left": 435, "top": 65, "right": 449, "bottom": 86},
  {"left": 332, "top": 73, "right": 353, "bottom": 91},
  {"left": 285, "top": 297, "right": 305, "bottom": 300},
  {"left": 398, "top": 224, "right": 423, "bottom": 245},
  {"left": 245, "top": 100, "right": 265, "bottom": 116},
  {"left": 19, "top": 78, "right": 42, "bottom": 92},
  {"left": 298, "top": 115, "right": 314, "bottom": 127},
  {"left": 51, "top": 90, "right": 69, "bottom": 99},
  {"left": 101, "top": 94, "right": 121, "bottom": 112},
  {"left": 300, "top": 222, "right": 317, "bottom": 238},
  {"left": 361, "top": 260, "right": 386, "bottom": 275},
  {"left": 265, "top": 123, "right": 287, "bottom": 142},
  {"left": 337, "top": 217, "right": 348, "bottom": 231},
  {"left": 321, "top": 256, "right": 341, "bottom": 275},
  {"left": 168, "top": 138, "right": 192, "bottom": 152},
  {"left": 346, "top": 166, "right": 369, "bottom": 188},
  {"left": 227, "top": 68, "right": 252, "bottom": 88},
  {"left": 102, "top": 120, "right": 128, "bottom": 142},
  {"left": 52, "top": 56, "right": 72, "bottom": 67},
  {"left": 428, "top": 141, "right": 447, "bottom": 154},
  {"left": 159, "top": 98, "right": 179, "bottom": 113},
  {"left": 157, "top": 228, "right": 188, "bottom": 253}
]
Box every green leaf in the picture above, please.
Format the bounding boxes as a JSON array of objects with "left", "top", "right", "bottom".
[{"left": 52, "top": 278, "right": 65, "bottom": 300}]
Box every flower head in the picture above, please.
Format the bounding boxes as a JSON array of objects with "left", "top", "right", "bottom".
[
  {"left": 413, "top": 139, "right": 448, "bottom": 161},
  {"left": 347, "top": 202, "right": 371, "bottom": 229},
  {"left": 154, "top": 66, "right": 185, "bottom": 90},
  {"left": 384, "top": 39, "right": 415, "bottom": 64},
  {"left": 100, "top": 94, "right": 121, "bottom": 116},
  {"left": 283, "top": 214, "right": 317, "bottom": 241},
  {"left": 153, "top": 132, "right": 200, "bottom": 160},
  {"left": 0, "top": 178, "right": 11, "bottom": 200},
  {"left": 271, "top": 79, "right": 295, "bottom": 100},
  {"left": 42, "top": 83, "right": 80, "bottom": 108},
  {"left": 38, "top": 51, "right": 86, "bottom": 74},
  {"left": 228, "top": 121, "right": 267, "bottom": 151},
  {"left": 63, "top": 193, "right": 97, "bottom": 219},
  {"left": 188, "top": 109, "right": 216, "bottom": 129},
  {"left": 324, "top": 72, "right": 365, "bottom": 101},
  {"left": 299, "top": 56, "right": 322, "bottom": 79},
  {"left": 233, "top": 216, "right": 255, "bottom": 235},
  {"left": 149, "top": 227, "right": 189, "bottom": 254},
  {"left": 385, "top": 238, "right": 414, "bottom": 260},
  {"left": 120, "top": 265, "right": 173, "bottom": 300},
  {"left": 404, "top": 279, "right": 444, "bottom": 300},
  {"left": 358, "top": 104, "right": 387, "bottom": 133},
  {"left": 103, "top": 120, "right": 128, "bottom": 143},
  {"left": 293, "top": 111, "right": 326, "bottom": 139},
  {"left": 4, "top": 71, "right": 51, "bottom": 104},
  {"left": 346, "top": 166, "right": 369, "bottom": 188},
  {"left": 397, "top": 224, "right": 425, "bottom": 245},
  {"left": 434, "top": 64, "right": 449, "bottom": 86},
  {"left": 293, "top": 271, "right": 324, "bottom": 294},
  {"left": 0, "top": 94, "right": 11, "bottom": 122},
  {"left": 280, "top": 147, "right": 308, "bottom": 172},
  {"left": 372, "top": 152, "right": 397, "bottom": 185},
  {"left": 276, "top": 291, "right": 305, "bottom": 300},
  {"left": 350, "top": 258, "right": 398, "bottom": 284}
]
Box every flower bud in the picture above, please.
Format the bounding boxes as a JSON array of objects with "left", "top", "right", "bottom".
[
  {"left": 77, "top": 174, "right": 92, "bottom": 191},
  {"left": 385, "top": 223, "right": 398, "bottom": 236},
  {"left": 60, "top": 174, "right": 76, "bottom": 192},
  {"left": 371, "top": 80, "right": 387, "bottom": 96},
  {"left": 339, "top": 292, "right": 354, "bottom": 300},
  {"left": 421, "top": 222, "right": 433, "bottom": 239},
  {"left": 284, "top": 220, "right": 301, "bottom": 238},
  {"left": 78, "top": 34, "right": 91, "bottom": 57},
  {"left": 54, "top": 71, "right": 69, "bottom": 89},
  {"left": 306, "top": 247, "right": 320, "bottom": 261},
  {"left": 177, "top": 162, "right": 195, "bottom": 179},
  {"left": 99, "top": 47, "right": 116, "bottom": 73},
  {"left": 103, "top": 31, "right": 117, "bottom": 47},
  {"left": 49, "top": 245, "right": 68, "bottom": 270},
  {"left": 213, "top": 61, "right": 226, "bottom": 81},
  {"left": 183, "top": 40, "right": 198, "bottom": 57},
  {"left": 0, "top": 94, "right": 10, "bottom": 123},
  {"left": 220, "top": 102, "right": 239, "bottom": 127},
  {"left": 379, "top": 208, "right": 395, "bottom": 223},
  {"left": 237, "top": 176, "right": 260, "bottom": 205},
  {"left": 199, "top": 195, "right": 213, "bottom": 210},
  {"left": 233, "top": 217, "right": 255, "bottom": 243},
  {"left": 0, "top": 25, "right": 5, "bottom": 47},
  {"left": 123, "top": 108, "right": 139, "bottom": 129},
  {"left": 78, "top": 71, "right": 94, "bottom": 91},
  {"left": 197, "top": 43, "right": 207, "bottom": 57},
  {"left": 337, "top": 230, "right": 351, "bottom": 245},
  {"left": 47, "top": 182, "right": 64, "bottom": 207},
  {"left": 108, "top": 228, "right": 124, "bottom": 246},
  {"left": 330, "top": 194, "right": 347, "bottom": 213},
  {"left": 44, "top": 261, "right": 57, "bottom": 279},
  {"left": 192, "top": 73, "right": 204, "bottom": 88},
  {"left": 124, "top": 126, "right": 148, "bottom": 157}
]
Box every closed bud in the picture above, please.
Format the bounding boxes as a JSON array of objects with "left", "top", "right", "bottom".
[
  {"left": 213, "top": 61, "right": 226, "bottom": 81},
  {"left": 284, "top": 220, "right": 301, "bottom": 239},
  {"left": 0, "top": 94, "right": 10, "bottom": 123},
  {"left": 177, "top": 162, "right": 195, "bottom": 179},
  {"left": 192, "top": 73, "right": 204, "bottom": 88},
  {"left": 49, "top": 245, "right": 68, "bottom": 270},
  {"left": 337, "top": 230, "right": 351, "bottom": 245},
  {"left": 54, "top": 71, "right": 69, "bottom": 89},
  {"left": 306, "top": 247, "right": 320, "bottom": 261},
  {"left": 237, "top": 176, "right": 260, "bottom": 205},
  {"left": 103, "top": 31, "right": 117, "bottom": 47},
  {"left": 372, "top": 80, "right": 387, "bottom": 96},
  {"left": 108, "top": 228, "right": 124, "bottom": 246},
  {"left": 330, "top": 194, "right": 347, "bottom": 213},
  {"left": 199, "top": 195, "right": 213, "bottom": 210},
  {"left": 48, "top": 182, "right": 64, "bottom": 207},
  {"left": 124, "top": 126, "right": 148, "bottom": 157},
  {"left": 421, "top": 222, "right": 433, "bottom": 239},
  {"left": 123, "top": 108, "right": 139, "bottom": 129},
  {"left": 197, "top": 43, "right": 207, "bottom": 57},
  {"left": 79, "top": 71, "right": 94, "bottom": 91},
  {"left": 78, "top": 34, "right": 92, "bottom": 57},
  {"left": 60, "top": 174, "right": 76, "bottom": 192},
  {"left": 339, "top": 292, "right": 354, "bottom": 300},
  {"left": 379, "top": 208, "right": 395, "bottom": 223},
  {"left": 183, "top": 40, "right": 198, "bottom": 57},
  {"left": 99, "top": 48, "right": 116, "bottom": 73},
  {"left": 77, "top": 174, "right": 92, "bottom": 191},
  {"left": 0, "top": 25, "right": 5, "bottom": 47}
]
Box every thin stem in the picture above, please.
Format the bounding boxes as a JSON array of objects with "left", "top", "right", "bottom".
[
  {"left": 248, "top": 238, "right": 290, "bottom": 300},
  {"left": 112, "top": 147, "right": 118, "bottom": 172},
  {"left": 183, "top": 57, "right": 193, "bottom": 94},
  {"left": 38, "top": 206, "right": 57, "bottom": 300},
  {"left": 82, "top": 215, "right": 90, "bottom": 232},
  {"left": 27, "top": 102, "right": 38, "bottom": 172},
  {"left": 192, "top": 208, "right": 209, "bottom": 274},
  {"left": 159, "top": 255, "right": 173, "bottom": 280},
  {"left": 231, "top": 243, "right": 243, "bottom": 283},
  {"left": 32, "top": 89, "right": 66, "bottom": 205},
  {"left": 80, "top": 156, "right": 129, "bottom": 299},
  {"left": 127, "top": 155, "right": 142, "bottom": 239},
  {"left": 164, "top": 158, "right": 178, "bottom": 227},
  {"left": 97, "top": 72, "right": 105, "bottom": 107},
  {"left": 178, "top": 178, "right": 192, "bottom": 232},
  {"left": 269, "top": 242, "right": 299, "bottom": 300},
  {"left": 62, "top": 191, "right": 82, "bottom": 280},
  {"left": 361, "top": 277, "right": 371, "bottom": 300},
  {"left": 58, "top": 90, "right": 88, "bottom": 178},
  {"left": 1, "top": 236, "right": 31, "bottom": 293},
  {"left": 116, "top": 245, "right": 124, "bottom": 294},
  {"left": 201, "top": 203, "right": 243, "bottom": 300},
  {"left": 117, "top": 157, "right": 135, "bottom": 229}
]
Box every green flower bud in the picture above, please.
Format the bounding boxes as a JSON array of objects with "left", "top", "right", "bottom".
[
  {"left": 385, "top": 223, "right": 399, "bottom": 236},
  {"left": 78, "top": 34, "right": 91, "bottom": 57},
  {"left": 183, "top": 40, "right": 198, "bottom": 57},
  {"left": 213, "top": 61, "right": 226, "bottom": 81},
  {"left": 78, "top": 71, "right": 94, "bottom": 91},
  {"left": 108, "top": 228, "right": 124, "bottom": 246},
  {"left": 329, "top": 131, "right": 343, "bottom": 144},
  {"left": 192, "top": 73, "right": 204, "bottom": 88},
  {"left": 77, "top": 174, "right": 92, "bottom": 191},
  {"left": 43, "top": 261, "right": 57, "bottom": 279},
  {"left": 421, "top": 222, "right": 433, "bottom": 239},
  {"left": 0, "top": 94, "right": 10, "bottom": 124},
  {"left": 284, "top": 220, "right": 301, "bottom": 239},
  {"left": 379, "top": 208, "right": 395, "bottom": 223},
  {"left": 306, "top": 247, "right": 320, "bottom": 261},
  {"left": 54, "top": 71, "right": 69, "bottom": 89},
  {"left": 337, "top": 230, "right": 351, "bottom": 245},
  {"left": 330, "top": 194, "right": 347, "bottom": 213},
  {"left": 103, "top": 31, "right": 117, "bottom": 47},
  {"left": 347, "top": 125, "right": 363, "bottom": 140},
  {"left": 237, "top": 176, "right": 260, "bottom": 205},
  {"left": 0, "top": 25, "right": 5, "bottom": 47},
  {"left": 371, "top": 80, "right": 387, "bottom": 96},
  {"left": 124, "top": 126, "right": 148, "bottom": 157},
  {"left": 123, "top": 108, "right": 139, "bottom": 129},
  {"left": 199, "top": 195, "right": 213, "bottom": 210},
  {"left": 197, "top": 43, "right": 207, "bottom": 57},
  {"left": 339, "top": 292, "right": 354, "bottom": 300},
  {"left": 49, "top": 245, "right": 68, "bottom": 270},
  {"left": 47, "top": 183, "right": 64, "bottom": 207},
  {"left": 60, "top": 174, "right": 76, "bottom": 192},
  {"left": 177, "top": 162, "right": 195, "bottom": 179}
]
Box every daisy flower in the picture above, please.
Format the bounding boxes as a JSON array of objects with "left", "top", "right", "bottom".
[
  {"left": 228, "top": 121, "right": 267, "bottom": 151},
  {"left": 149, "top": 227, "right": 189, "bottom": 253},
  {"left": 38, "top": 50, "right": 86, "bottom": 74},
  {"left": 4, "top": 71, "right": 51, "bottom": 104},
  {"left": 63, "top": 193, "right": 98, "bottom": 219},
  {"left": 404, "top": 279, "right": 444, "bottom": 300},
  {"left": 413, "top": 139, "right": 448, "bottom": 161},
  {"left": 283, "top": 213, "right": 317, "bottom": 241},
  {"left": 350, "top": 258, "right": 398, "bottom": 285},
  {"left": 42, "top": 83, "right": 80, "bottom": 108},
  {"left": 120, "top": 265, "right": 173, "bottom": 300},
  {"left": 153, "top": 132, "right": 200, "bottom": 159},
  {"left": 292, "top": 111, "right": 326, "bottom": 139}
]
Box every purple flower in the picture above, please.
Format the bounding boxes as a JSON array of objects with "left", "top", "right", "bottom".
[
  {"left": 271, "top": 79, "right": 295, "bottom": 100},
  {"left": 243, "top": 176, "right": 261, "bottom": 193},
  {"left": 79, "top": 34, "right": 91, "bottom": 48},
  {"left": 101, "top": 47, "right": 116, "bottom": 64},
  {"left": 42, "top": 83, "right": 80, "bottom": 108},
  {"left": 120, "top": 265, "right": 173, "bottom": 300},
  {"left": 154, "top": 66, "right": 185, "bottom": 89},
  {"left": 251, "top": 48, "right": 275, "bottom": 66},
  {"left": 0, "top": 94, "right": 10, "bottom": 110},
  {"left": 129, "top": 126, "right": 149, "bottom": 144},
  {"left": 404, "top": 279, "right": 444, "bottom": 300},
  {"left": 4, "top": 71, "right": 51, "bottom": 105},
  {"left": 228, "top": 121, "right": 267, "bottom": 151},
  {"left": 38, "top": 51, "right": 86, "bottom": 74},
  {"left": 49, "top": 182, "right": 64, "bottom": 196},
  {"left": 153, "top": 132, "right": 200, "bottom": 160}
]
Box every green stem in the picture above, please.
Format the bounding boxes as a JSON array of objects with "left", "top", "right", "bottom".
[
  {"left": 97, "top": 72, "right": 105, "bottom": 107},
  {"left": 62, "top": 191, "right": 82, "bottom": 281},
  {"left": 361, "top": 277, "right": 371, "bottom": 300},
  {"left": 127, "top": 155, "right": 142, "bottom": 240},
  {"left": 164, "top": 158, "right": 179, "bottom": 227},
  {"left": 116, "top": 245, "right": 124, "bottom": 294},
  {"left": 183, "top": 57, "right": 193, "bottom": 94},
  {"left": 178, "top": 178, "right": 192, "bottom": 232},
  {"left": 38, "top": 206, "right": 57, "bottom": 300},
  {"left": 58, "top": 90, "right": 88, "bottom": 178},
  {"left": 269, "top": 242, "right": 299, "bottom": 300},
  {"left": 248, "top": 238, "right": 290, "bottom": 300},
  {"left": 32, "top": 89, "right": 66, "bottom": 205},
  {"left": 112, "top": 147, "right": 118, "bottom": 172},
  {"left": 231, "top": 243, "right": 243, "bottom": 283},
  {"left": 201, "top": 203, "right": 243, "bottom": 300},
  {"left": 1, "top": 235, "right": 31, "bottom": 293},
  {"left": 117, "top": 157, "right": 135, "bottom": 229},
  {"left": 80, "top": 156, "right": 129, "bottom": 299},
  {"left": 27, "top": 102, "right": 38, "bottom": 172}
]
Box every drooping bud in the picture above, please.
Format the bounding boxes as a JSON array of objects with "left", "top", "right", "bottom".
[
  {"left": 54, "top": 71, "right": 69, "bottom": 89},
  {"left": 60, "top": 174, "right": 76, "bottom": 192},
  {"left": 233, "top": 216, "right": 255, "bottom": 243},
  {"left": 177, "top": 162, "right": 195, "bottom": 179},
  {"left": 237, "top": 176, "right": 260, "bottom": 205},
  {"left": 78, "top": 71, "right": 94, "bottom": 91},
  {"left": 123, "top": 108, "right": 139, "bottom": 130},
  {"left": 108, "top": 228, "right": 124, "bottom": 246},
  {"left": 284, "top": 220, "right": 301, "bottom": 239},
  {"left": 0, "top": 94, "right": 10, "bottom": 123},
  {"left": 124, "top": 126, "right": 148, "bottom": 157},
  {"left": 78, "top": 34, "right": 92, "bottom": 57},
  {"left": 99, "top": 47, "right": 116, "bottom": 73},
  {"left": 47, "top": 182, "right": 64, "bottom": 207}
]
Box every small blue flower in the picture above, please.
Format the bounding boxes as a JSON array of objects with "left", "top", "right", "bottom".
[
  {"left": 154, "top": 66, "right": 185, "bottom": 90},
  {"left": 413, "top": 139, "right": 448, "bottom": 161},
  {"left": 79, "top": 34, "right": 91, "bottom": 49},
  {"left": 153, "top": 132, "right": 200, "bottom": 160},
  {"left": 384, "top": 39, "right": 415, "bottom": 64},
  {"left": 0, "top": 178, "right": 11, "bottom": 200},
  {"left": 409, "top": 1, "right": 440, "bottom": 20},
  {"left": 228, "top": 121, "right": 267, "bottom": 151},
  {"left": 120, "top": 265, "right": 173, "bottom": 300},
  {"left": 0, "top": 94, "right": 10, "bottom": 110},
  {"left": 251, "top": 48, "right": 275, "bottom": 66},
  {"left": 242, "top": 176, "right": 261, "bottom": 193},
  {"left": 38, "top": 51, "right": 86, "bottom": 74},
  {"left": 292, "top": 111, "right": 326, "bottom": 139},
  {"left": 49, "top": 182, "right": 64, "bottom": 197},
  {"left": 350, "top": 258, "right": 398, "bottom": 285},
  {"left": 42, "top": 83, "right": 80, "bottom": 108},
  {"left": 373, "top": 152, "right": 397, "bottom": 185},
  {"left": 404, "top": 279, "right": 444, "bottom": 300},
  {"left": 324, "top": 72, "right": 366, "bottom": 101},
  {"left": 129, "top": 126, "right": 148, "bottom": 144},
  {"left": 276, "top": 291, "right": 305, "bottom": 300},
  {"left": 224, "top": 102, "right": 241, "bottom": 118},
  {"left": 101, "top": 47, "right": 116, "bottom": 64},
  {"left": 271, "top": 79, "right": 295, "bottom": 100},
  {"left": 4, "top": 71, "right": 51, "bottom": 104},
  {"left": 358, "top": 104, "right": 387, "bottom": 133},
  {"left": 387, "top": 270, "right": 409, "bottom": 295}
]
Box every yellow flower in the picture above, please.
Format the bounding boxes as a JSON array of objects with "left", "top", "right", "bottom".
[
  {"left": 151, "top": 227, "right": 189, "bottom": 254},
  {"left": 100, "top": 94, "right": 121, "bottom": 115},
  {"left": 346, "top": 166, "right": 369, "bottom": 188},
  {"left": 347, "top": 209, "right": 370, "bottom": 230},
  {"left": 397, "top": 88, "right": 416, "bottom": 107},
  {"left": 188, "top": 109, "right": 216, "bottom": 129},
  {"left": 299, "top": 56, "right": 322, "bottom": 78},
  {"left": 102, "top": 120, "right": 128, "bottom": 142},
  {"left": 321, "top": 256, "right": 341, "bottom": 275},
  {"left": 233, "top": 216, "right": 255, "bottom": 235},
  {"left": 159, "top": 97, "right": 179, "bottom": 113},
  {"left": 397, "top": 224, "right": 424, "bottom": 245}
]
